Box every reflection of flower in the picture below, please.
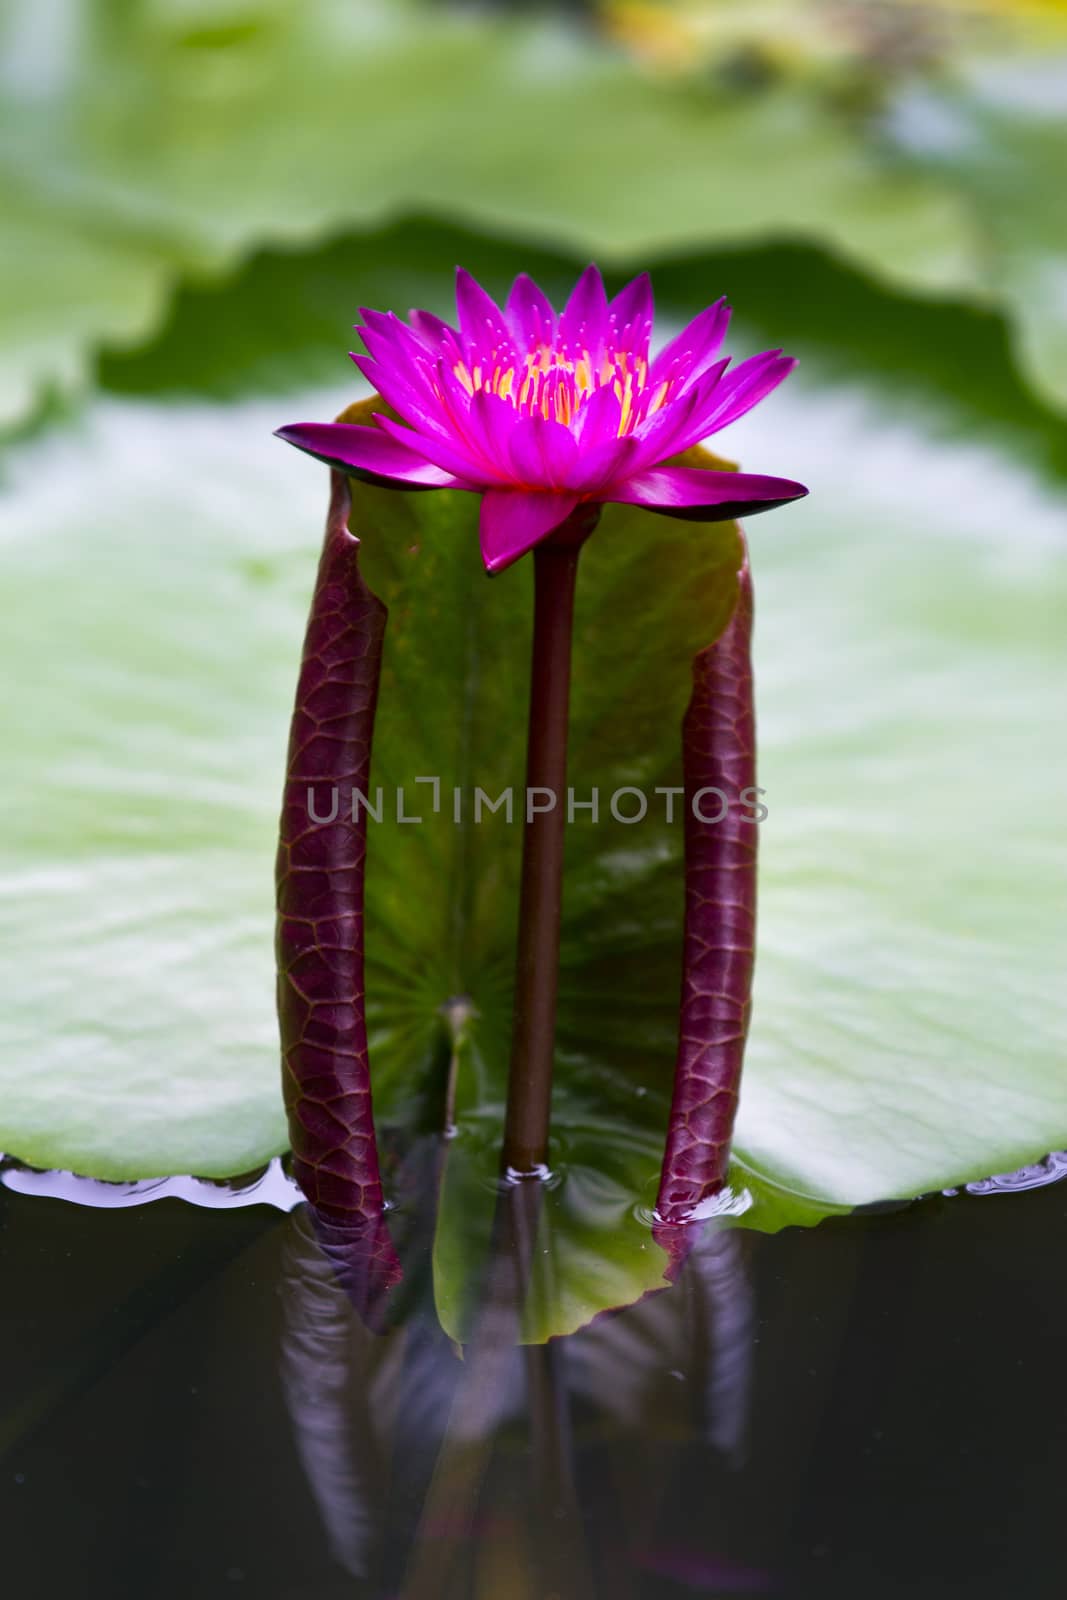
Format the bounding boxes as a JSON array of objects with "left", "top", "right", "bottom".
[{"left": 276, "top": 265, "right": 805, "bottom": 574}]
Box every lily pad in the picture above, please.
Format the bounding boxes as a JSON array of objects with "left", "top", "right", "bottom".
[
  {"left": 0, "top": 0, "right": 984, "bottom": 428},
  {"left": 885, "top": 51, "right": 1067, "bottom": 411}
]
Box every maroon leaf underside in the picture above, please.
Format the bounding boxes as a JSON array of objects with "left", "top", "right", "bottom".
[
  {"left": 655, "top": 554, "right": 757, "bottom": 1242},
  {"left": 276, "top": 470, "right": 401, "bottom": 1297}
]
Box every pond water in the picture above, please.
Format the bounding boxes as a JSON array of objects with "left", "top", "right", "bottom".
[{"left": 1, "top": 1162, "right": 1063, "bottom": 1599}]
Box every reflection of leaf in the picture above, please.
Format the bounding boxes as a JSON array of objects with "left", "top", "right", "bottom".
[
  {"left": 433, "top": 1115, "right": 680, "bottom": 1344},
  {"left": 0, "top": 0, "right": 983, "bottom": 427},
  {"left": 1, "top": 243, "right": 1064, "bottom": 1266}
]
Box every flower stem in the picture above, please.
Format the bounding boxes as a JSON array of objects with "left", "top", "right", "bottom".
[{"left": 502, "top": 531, "right": 586, "bottom": 1173}]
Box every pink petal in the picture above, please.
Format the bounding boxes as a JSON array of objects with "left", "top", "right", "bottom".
[
  {"left": 275, "top": 422, "right": 472, "bottom": 489},
  {"left": 479, "top": 490, "right": 580, "bottom": 573},
  {"left": 470, "top": 388, "right": 522, "bottom": 472},
  {"left": 648, "top": 299, "right": 732, "bottom": 390},
  {"left": 559, "top": 264, "right": 609, "bottom": 361},
  {"left": 606, "top": 272, "right": 654, "bottom": 360},
  {"left": 633, "top": 352, "right": 797, "bottom": 465},
  {"left": 408, "top": 308, "right": 464, "bottom": 362},
  {"left": 455, "top": 268, "right": 514, "bottom": 364},
  {"left": 507, "top": 415, "right": 580, "bottom": 490},
  {"left": 350, "top": 354, "right": 448, "bottom": 436},
  {"left": 432, "top": 362, "right": 518, "bottom": 478},
  {"left": 373, "top": 412, "right": 497, "bottom": 485},
  {"left": 574, "top": 381, "right": 622, "bottom": 445},
  {"left": 568, "top": 432, "right": 642, "bottom": 494},
  {"left": 566, "top": 386, "right": 631, "bottom": 491},
  {"left": 694, "top": 351, "right": 797, "bottom": 436},
  {"left": 631, "top": 358, "right": 730, "bottom": 460},
  {"left": 604, "top": 465, "right": 807, "bottom": 521},
  {"left": 406, "top": 306, "right": 457, "bottom": 340},
  {"left": 357, "top": 309, "right": 439, "bottom": 378},
  {"left": 429, "top": 358, "right": 515, "bottom": 480},
  {"left": 505, "top": 273, "right": 557, "bottom": 350},
  {"left": 357, "top": 306, "right": 408, "bottom": 348}
]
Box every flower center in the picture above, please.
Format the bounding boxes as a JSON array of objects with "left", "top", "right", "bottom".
[{"left": 452, "top": 345, "right": 670, "bottom": 435}]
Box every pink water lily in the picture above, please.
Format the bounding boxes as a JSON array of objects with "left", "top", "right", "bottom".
[{"left": 276, "top": 265, "right": 806, "bottom": 573}]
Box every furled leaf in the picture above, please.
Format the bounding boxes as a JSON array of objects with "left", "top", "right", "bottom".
[
  {"left": 656, "top": 559, "right": 757, "bottom": 1226},
  {"left": 275, "top": 465, "right": 401, "bottom": 1329}
]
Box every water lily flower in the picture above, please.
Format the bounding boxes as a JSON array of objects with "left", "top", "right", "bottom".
[{"left": 276, "top": 265, "right": 806, "bottom": 573}]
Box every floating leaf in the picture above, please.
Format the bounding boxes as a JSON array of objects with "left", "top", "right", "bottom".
[
  {"left": 0, "top": 0, "right": 985, "bottom": 427},
  {"left": 885, "top": 51, "right": 1067, "bottom": 410}
]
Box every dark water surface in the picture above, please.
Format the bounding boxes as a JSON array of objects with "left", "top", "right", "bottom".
[{"left": 1, "top": 1168, "right": 1063, "bottom": 1600}]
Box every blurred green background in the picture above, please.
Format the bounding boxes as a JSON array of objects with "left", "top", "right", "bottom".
[
  {"left": 1, "top": 0, "right": 1065, "bottom": 1254},
  {"left": 2, "top": 0, "right": 1066, "bottom": 426}
]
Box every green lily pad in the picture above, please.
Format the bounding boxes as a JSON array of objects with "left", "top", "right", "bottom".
[
  {"left": 0, "top": 189, "right": 172, "bottom": 433},
  {"left": 885, "top": 51, "right": 1067, "bottom": 411},
  {"left": 0, "top": 0, "right": 985, "bottom": 428}
]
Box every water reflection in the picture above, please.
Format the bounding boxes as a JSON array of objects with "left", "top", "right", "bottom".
[
  {"left": 4, "top": 1163, "right": 1064, "bottom": 1595},
  {"left": 280, "top": 1173, "right": 756, "bottom": 1597},
  {"left": 280, "top": 1208, "right": 385, "bottom": 1580}
]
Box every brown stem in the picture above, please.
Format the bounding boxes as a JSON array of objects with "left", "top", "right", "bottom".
[{"left": 502, "top": 525, "right": 590, "bottom": 1173}]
